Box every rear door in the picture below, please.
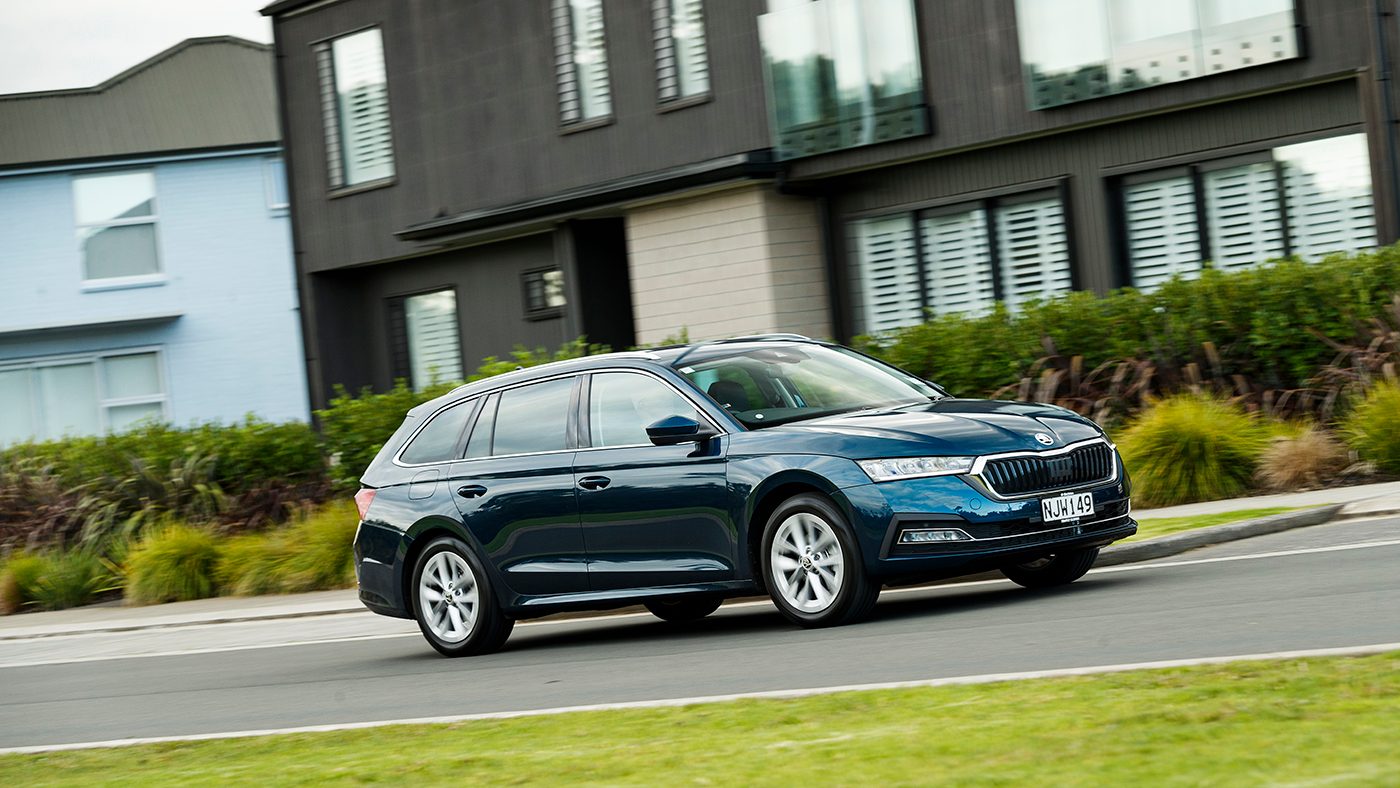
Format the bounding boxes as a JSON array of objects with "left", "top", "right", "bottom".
[
  {"left": 573, "top": 370, "right": 735, "bottom": 591},
  {"left": 446, "top": 376, "right": 587, "bottom": 598}
]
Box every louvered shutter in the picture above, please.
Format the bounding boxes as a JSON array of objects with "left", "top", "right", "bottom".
[
  {"left": 331, "top": 29, "right": 394, "bottom": 185},
  {"left": 1279, "top": 134, "right": 1378, "bottom": 261},
  {"left": 850, "top": 216, "right": 923, "bottom": 335},
  {"left": 1202, "top": 161, "right": 1284, "bottom": 270},
  {"left": 552, "top": 0, "right": 583, "bottom": 124},
  {"left": 1124, "top": 174, "right": 1202, "bottom": 290},
  {"left": 313, "top": 43, "right": 345, "bottom": 189},
  {"left": 575, "top": 0, "right": 612, "bottom": 118},
  {"left": 653, "top": 0, "right": 680, "bottom": 101},
  {"left": 994, "top": 196, "right": 1073, "bottom": 310},
  {"left": 405, "top": 291, "right": 464, "bottom": 389},
  {"left": 919, "top": 208, "right": 995, "bottom": 316},
  {"left": 671, "top": 0, "right": 709, "bottom": 97}
]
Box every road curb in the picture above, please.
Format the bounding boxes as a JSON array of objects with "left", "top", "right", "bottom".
[
  {"left": 0, "top": 503, "right": 1352, "bottom": 640},
  {"left": 1097, "top": 504, "right": 1345, "bottom": 567}
]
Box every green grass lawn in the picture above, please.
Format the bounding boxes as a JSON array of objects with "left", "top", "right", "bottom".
[
  {"left": 1127, "top": 506, "right": 1307, "bottom": 543},
  {"left": 5, "top": 652, "right": 1398, "bottom": 786}
]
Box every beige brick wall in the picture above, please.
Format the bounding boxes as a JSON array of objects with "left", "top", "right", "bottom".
[{"left": 625, "top": 184, "right": 831, "bottom": 344}]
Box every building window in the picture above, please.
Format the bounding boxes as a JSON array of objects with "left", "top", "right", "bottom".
[
  {"left": 73, "top": 170, "right": 160, "bottom": 283},
  {"left": 1015, "top": 0, "right": 1299, "bottom": 110},
  {"left": 654, "top": 0, "right": 710, "bottom": 103},
  {"left": 264, "top": 157, "right": 289, "bottom": 213},
  {"left": 523, "top": 268, "right": 567, "bottom": 318},
  {"left": 1122, "top": 133, "right": 1378, "bottom": 291},
  {"left": 552, "top": 0, "right": 613, "bottom": 124},
  {"left": 758, "top": 0, "right": 927, "bottom": 159},
  {"left": 0, "top": 350, "right": 168, "bottom": 446},
  {"left": 393, "top": 289, "right": 464, "bottom": 390},
  {"left": 848, "top": 189, "right": 1073, "bottom": 334},
  {"left": 315, "top": 28, "right": 394, "bottom": 189}
]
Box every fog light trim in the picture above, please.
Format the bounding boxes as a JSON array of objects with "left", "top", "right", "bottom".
[{"left": 899, "top": 528, "right": 973, "bottom": 544}]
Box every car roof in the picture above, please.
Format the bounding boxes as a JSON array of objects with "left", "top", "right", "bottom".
[{"left": 406, "top": 335, "right": 830, "bottom": 418}]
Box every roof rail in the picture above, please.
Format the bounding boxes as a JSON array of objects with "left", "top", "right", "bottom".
[{"left": 669, "top": 334, "right": 815, "bottom": 368}]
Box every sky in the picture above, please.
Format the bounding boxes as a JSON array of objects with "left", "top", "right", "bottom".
[{"left": 0, "top": 0, "right": 273, "bottom": 95}]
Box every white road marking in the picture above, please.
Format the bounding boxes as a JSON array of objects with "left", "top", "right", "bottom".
[
  {"left": 1, "top": 537, "right": 1397, "bottom": 670},
  {"left": 2, "top": 641, "right": 1396, "bottom": 755}
]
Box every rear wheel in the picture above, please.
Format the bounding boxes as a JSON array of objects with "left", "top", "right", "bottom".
[
  {"left": 1000, "top": 547, "right": 1099, "bottom": 589},
  {"left": 761, "top": 494, "right": 879, "bottom": 628},
  {"left": 644, "top": 596, "right": 723, "bottom": 623},
  {"left": 410, "top": 536, "right": 513, "bottom": 657}
]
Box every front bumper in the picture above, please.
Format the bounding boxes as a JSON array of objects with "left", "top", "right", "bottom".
[{"left": 843, "top": 456, "right": 1135, "bottom": 582}]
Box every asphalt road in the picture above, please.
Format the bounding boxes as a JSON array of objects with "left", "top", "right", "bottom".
[{"left": 1, "top": 517, "right": 1397, "bottom": 750}]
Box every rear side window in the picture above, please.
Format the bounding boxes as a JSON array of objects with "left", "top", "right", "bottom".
[
  {"left": 491, "top": 378, "right": 574, "bottom": 456},
  {"left": 399, "top": 399, "right": 477, "bottom": 464},
  {"left": 464, "top": 393, "right": 498, "bottom": 459}
]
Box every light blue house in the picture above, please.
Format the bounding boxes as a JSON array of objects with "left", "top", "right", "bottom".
[{"left": 0, "top": 37, "right": 308, "bottom": 445}]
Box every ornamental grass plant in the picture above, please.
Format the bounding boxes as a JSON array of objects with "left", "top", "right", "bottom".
[
  {"left": 1117, "top": 395, "right": 1274, "bottom": 507},
  {"left": 1341, "top": 382, "right": 1400, "bottom": 474},
  {"left": 124, "top": 523, "right": 222, "bottom": 605},
  {"left": 216, "top": 502, "right": 358, "bottom": 596}
]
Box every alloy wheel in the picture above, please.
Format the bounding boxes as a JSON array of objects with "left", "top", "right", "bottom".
[
  {"left": 769, "top": 512, "right": 845, "bottom": 613},
  {"left": 418, "top": 551, "right": 479, "bottom": 643}
]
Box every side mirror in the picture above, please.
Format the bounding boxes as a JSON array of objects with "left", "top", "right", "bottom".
[{"left": 646, "top": 415, "right": 718, "bottom": 446}]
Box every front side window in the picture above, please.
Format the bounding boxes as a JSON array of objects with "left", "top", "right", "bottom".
[
  {"left": 758, "top": 0, "right": 927, "bottom": 159},
  {"left": 315, "top": 28, "right": 394, "bottom": 189},
  {"left": 401, "top": 290, "right": 464, "bottom": 390},
  {"left": 491, "top": 378, "right": 575, "bottom": 456},
  {"left": 1122, "top": 133, "right": 1378, "bottom": 290},
  {"left": 1016, "top": 0, "right": 1299, "bottom": 109},
  {"left": 589, "top": 372, "right": 700, "bottom": 448},
  {"left": 848, "top": 189, "right": 1072, "bottom": 334},
  {"left": 0, "top": 350, "right": 167, "bottom": 446},
  {"left": 677, "top": 344, "right": 941, "bottom": 429},
  {"left": 654, "top": 0, "right": 710, "bottom": 102},
  {"left": 73, "top": 170, "right": 160, "bottom": 282},
  {"left": 553, "top": 0, "right": 613, "bottom": 124}
]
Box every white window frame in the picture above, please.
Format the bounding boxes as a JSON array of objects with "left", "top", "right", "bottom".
[
  {"left": 0, "top": 347, "right": 170, "bottom": 444},
  {"left": 264, "top": 156, "right": 290, "bottom": 214},
  {"left": 72, "top": 168, "right": 166, "bottom": 291}
]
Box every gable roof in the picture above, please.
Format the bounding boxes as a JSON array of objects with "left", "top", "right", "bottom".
[{"left": 0, "top": 37, "right": 280, "bottom": 170}]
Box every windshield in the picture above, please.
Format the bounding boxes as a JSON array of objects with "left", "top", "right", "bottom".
[{"left": 676, "top": 345, "right": 944, "bottom": 429}]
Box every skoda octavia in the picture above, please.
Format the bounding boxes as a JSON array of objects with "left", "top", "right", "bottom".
[{"left": 352, "top": 336, "right": 1135, "bottom": 656}]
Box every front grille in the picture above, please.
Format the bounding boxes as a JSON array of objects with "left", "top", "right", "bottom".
[{"left": 980, "top": 441, "right": 1115, "bottom": 497}]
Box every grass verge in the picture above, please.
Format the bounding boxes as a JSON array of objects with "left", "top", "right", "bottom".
[
  {"left": 3, "top": 652, "right": 1397, "bottom": 786},
  {"left": 1127, "top": 506, "right": 1307, "bottom": 543}
]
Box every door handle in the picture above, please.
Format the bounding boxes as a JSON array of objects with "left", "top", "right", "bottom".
[
  {"left": 577, "top": 476, "right": 611, "bottom": 491},
  {"left": 456, "top": 485, "right": 488, "bottom": 499}
]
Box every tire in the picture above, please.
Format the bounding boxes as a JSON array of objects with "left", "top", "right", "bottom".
[
  {"left": 644, "top": 596, "right": 723, "bottom": 623},
  {"left": 760, "top": 493, "right": 880, "bottom": 628},
  {"left": 1000, "top": 547, "right": 1100, "bottom": 589},
  {"left": 410, "top": 536, "right": 514, "bottom": 657}
]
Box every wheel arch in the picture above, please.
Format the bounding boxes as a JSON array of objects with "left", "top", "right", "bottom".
[
  {"left": 743, "top": 470, "right": 852, "bottom": 589},
  {"left": 399, "top": 516, "right": 476, "bottom": 617}
]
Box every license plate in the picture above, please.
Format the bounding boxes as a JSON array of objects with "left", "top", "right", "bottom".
[{"left": 1041, "top": 492, "right": 1094, "bottom": 524}]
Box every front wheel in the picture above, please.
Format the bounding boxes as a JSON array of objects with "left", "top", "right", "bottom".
[
  {"left": 761, "top": 494, "right": 879, "bottom": 628},
  {"left": 410, "top": 536, "right": 514, "bottom": 657},
  {"left": 1000, "top": 547, "right": 1099, "bottom": 589}
]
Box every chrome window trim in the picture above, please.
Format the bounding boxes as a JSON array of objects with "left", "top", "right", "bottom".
[
  {"left": 391, "top": 365, "right": 727, "bottom": 468},
  {"left": 968, "top": 437, "right": 1118, "bottom": 501}
]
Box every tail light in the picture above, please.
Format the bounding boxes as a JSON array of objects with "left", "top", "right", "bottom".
[{"left": 354, "top": 488, "right": 377, "bottom": 520}]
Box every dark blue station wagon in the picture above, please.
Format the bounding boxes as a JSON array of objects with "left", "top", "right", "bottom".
[{"left": 352, "top": 337, "right": 1136, "bottom": 656}]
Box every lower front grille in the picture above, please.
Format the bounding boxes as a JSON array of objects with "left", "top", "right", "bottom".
[{"left": 980, "top": 441, "right": 1116, "bottom": 497}]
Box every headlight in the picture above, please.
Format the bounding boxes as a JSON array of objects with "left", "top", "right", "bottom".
[{"left": 858, "top": 456, "right": 975, "bottom": 482}]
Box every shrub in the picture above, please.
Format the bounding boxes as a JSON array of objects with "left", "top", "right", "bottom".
[
  {"left": 1117, "top": 395, "right": 1274, "bottom": 507},
  {"left": 1257, "top": 426, "right": 1349, "bottom": 491},
  {"left": 0, "top": 553, "right": 47, "bottom": 614},
  {"left": 1341, "top": 382, "right": 1400, "bottom": 473},
  {"left": 0, "top": 551, "right": 117, "bottom": 613},
  {"left": 217, "top": 502, "right": 358, "bottom": 596},
  {"left": 863, "top": 247, "right": 1400, "bottom": 402},
  {"left": 124, "top": 523, "right": 222, "bottom": 605}
]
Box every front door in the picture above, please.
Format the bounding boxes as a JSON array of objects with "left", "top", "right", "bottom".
[
  {"left": 448, "top": 377, "right": 587, "bottom": 598},
  {"left": 574, "top": 371, "right": 735, "bottom": 591}
]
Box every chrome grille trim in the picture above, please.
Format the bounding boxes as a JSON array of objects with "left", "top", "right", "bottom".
[{"left": 970, "top": 437, "right": 1118, "bottom": 500}]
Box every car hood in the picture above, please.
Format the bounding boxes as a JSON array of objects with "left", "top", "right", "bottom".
[{"left": 772, "top": 399, "right": 1105, "bottom": 457}]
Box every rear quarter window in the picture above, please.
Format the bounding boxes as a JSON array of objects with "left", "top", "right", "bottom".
[{"left": 399, "top": 399, "right": 478, "bottom": 464}]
